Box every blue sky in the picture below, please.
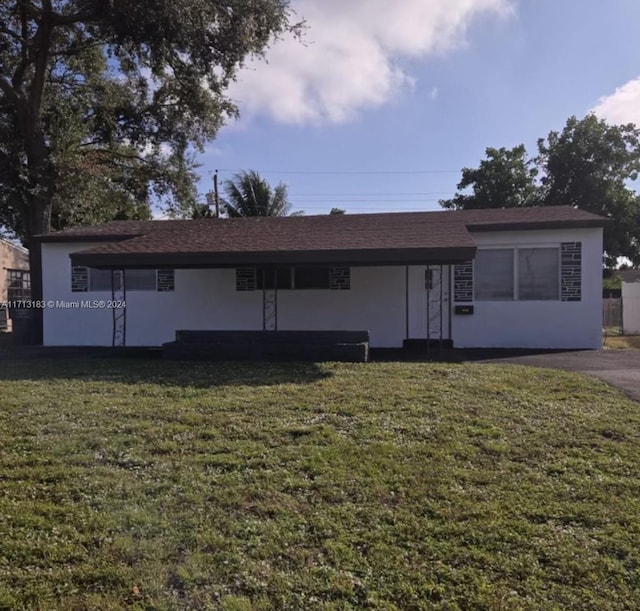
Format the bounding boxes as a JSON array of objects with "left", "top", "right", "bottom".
[{"left": 194, "top": 0, "right": 640, "bottom": 216}]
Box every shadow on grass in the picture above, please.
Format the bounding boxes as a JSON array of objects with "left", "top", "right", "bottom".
[
  {"left": 370, "top": 347, "right": 579, "bottom": 363},
  {"left": 0, "top": 355, "right": 333, "bottom": 388}
]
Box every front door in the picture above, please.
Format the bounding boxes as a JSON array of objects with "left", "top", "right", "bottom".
[{"left": 408, "top": 265, "right": 450, "bottom": 340}]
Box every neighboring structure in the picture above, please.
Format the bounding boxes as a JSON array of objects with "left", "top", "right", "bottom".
[
  {"left": 0, "top": 238, "right": 30, "bottom": 331},
  {"left": 621, "top": 270, "right": 640, "bottom": 335},
  {"left": 38, "top": 206, "right": 606, "bottom": 350}
]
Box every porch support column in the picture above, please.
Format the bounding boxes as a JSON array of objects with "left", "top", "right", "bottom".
[
  {"left": 262, "top": 268, "right": 278, "bottom": 331},
  {"left": 438, "top": 264, "right": 444, "bottom": 355},
  {"left": 111, "top": 269, "right": 126, "bottom": 347},
  {"left": 405, "top": 265, "right": 409, "bottom": 340},
  {"left": 448, "top": 265, "right": 453, "bottom": 347},
  {"left": 426, "top": 265, "right": 431, "bottom": 358}
]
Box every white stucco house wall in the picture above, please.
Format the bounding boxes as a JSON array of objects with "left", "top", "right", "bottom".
[
  {"left": 37, "top": 207, "right": 606, "bottom": 351},
  {"left": 621, "top": 270, "right": 640, "bottom": 335}
]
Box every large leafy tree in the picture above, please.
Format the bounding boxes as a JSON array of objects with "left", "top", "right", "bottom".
[
  {"left": 222, "top": 170, "right": 299, "bottom": 217},
  {"left": 440, "top": 145, "right": 539, "bottom": 211},
  {"left": 0, "top": 0, "right": 297, "bottom": 338},
  {"left": 440, "top": 115, "right": 640, "bottom": 267},
  {"left": 536, "top": 115, "right": 640, "bottom": 267}
]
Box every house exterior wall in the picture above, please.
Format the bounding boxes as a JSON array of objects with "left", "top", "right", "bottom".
[
  {"left": 1, "top": 239, "right": 29, "bottom": 331},
  {"left": 451, "top": 227, "right": 603, "bottom": 349},
  {"left": 42, "top": 226, "right": 603, "bottom": 350},
  {"left": 42, "top": 243, "right": 405, "bottom": 347},
  {"left": 622, "top": 281, "right": 640, "bottom": 335}
]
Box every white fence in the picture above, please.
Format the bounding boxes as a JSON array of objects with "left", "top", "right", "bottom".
[
  {"left": 623, "top": 296, "right": 640, "bottom": 335},
  {"left": 622, "top": 282, "right": 640, "bottom": 335}
]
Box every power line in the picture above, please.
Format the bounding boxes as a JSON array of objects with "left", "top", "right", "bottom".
[
  {"left": 290, "top": 198, "right": 444, "bottom": 203},
  {"left": 290, "top": 192, "right": 452, "bottom": 197},
  {"left": 215, "top": 168, "right": 460, "bottom": 175}
]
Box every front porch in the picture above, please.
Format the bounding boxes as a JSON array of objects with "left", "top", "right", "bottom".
[{"left": 107, "top": 263, "right": 459, "bottom": 360}]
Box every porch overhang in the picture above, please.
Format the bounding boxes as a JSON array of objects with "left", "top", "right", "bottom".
[{"left": 69, "top": 246, "right": 477, "bottom": 269}]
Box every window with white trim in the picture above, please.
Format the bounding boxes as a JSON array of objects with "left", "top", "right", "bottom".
[{"left": 475, "top": 247, "right": 560, "bottom": 301}]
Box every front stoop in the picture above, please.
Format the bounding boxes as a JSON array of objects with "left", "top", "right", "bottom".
[{"left": 162, "top": 330, "right": 370, "bottom": 363}]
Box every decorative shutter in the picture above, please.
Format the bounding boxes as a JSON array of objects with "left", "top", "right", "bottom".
[
  {"left": 453, "top": 262, "right": 473, "bottom": 302},
  {"left": 157, "top": 269, "right": 175, "bottom": 292},
  {"left": 236, "top": 268, "right": 257, "bottom": 291},
  {"left": 561, "top": 242, "right": 582, "bottom": 301},
  {"left": 71, "top": 266, "right": 89, "bottom": 292},
  {"left": 329, "top": 267, "right": 350, "bottom": 290}
]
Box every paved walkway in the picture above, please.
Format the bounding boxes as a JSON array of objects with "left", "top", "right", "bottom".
[{"left": 455, "top": 349, "right": 640, "bottom": 403}]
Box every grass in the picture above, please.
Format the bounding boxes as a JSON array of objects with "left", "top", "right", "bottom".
[
  {"left": 0, "top": 358, "right": 639, "bottom": 610},
  {"left": 603, "top": 334, "right": 640, "bottom": 350}
]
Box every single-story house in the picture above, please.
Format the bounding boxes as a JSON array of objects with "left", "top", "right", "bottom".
[
  {"left": 37, "top": 206, "right": 606, "bottom": 352},
  {"left": 0, "top": 237, "right": 30, "bottom": 331},
  {"left": 621, "top": 270, "right": 640, "bottom": 335}
]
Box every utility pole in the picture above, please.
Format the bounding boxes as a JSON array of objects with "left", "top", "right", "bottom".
[{"left": 213, "top": 169, "right": 220, "bottom": 218}]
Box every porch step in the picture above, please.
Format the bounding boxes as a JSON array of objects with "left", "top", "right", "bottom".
[
  {"left": 163, "top": 330, "right": 369, "bottom": 362},
  {"left": 403, "top": 338, "right": 454, "bottom": 351}
]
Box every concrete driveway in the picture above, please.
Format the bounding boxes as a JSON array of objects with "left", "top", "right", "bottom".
[{"left": 457, "top": 350, "right": 640, "bottom": 403}]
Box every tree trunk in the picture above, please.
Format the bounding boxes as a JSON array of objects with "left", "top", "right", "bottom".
[{"left": 23, "top": 194, "right": 51, "bottom": 345}]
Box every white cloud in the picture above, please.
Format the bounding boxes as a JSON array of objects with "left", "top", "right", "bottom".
[
  {"left": 228, "top": 0, "right": 512, "bottom": 124},
  {"left": 592, "top": 77, "right": 640, "bottom": 125},
  {"left": 429, "top": 86, "right": 439, "bottom": 101}
]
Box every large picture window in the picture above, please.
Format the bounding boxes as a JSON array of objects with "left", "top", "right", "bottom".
[
  {"left": 475, "top": 249, "right": 514, "bottom": 300},
  {"left": 518, "top": 248, "right": 559, "bottom": 300},
  {"left": 475, "top": 247, "right": 559, "bottom": 301}
]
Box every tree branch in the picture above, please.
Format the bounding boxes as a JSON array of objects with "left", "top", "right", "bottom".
[
  {"left": 29, "top": 0, "right": 53, "bottom": 114},
  {"left": 0, "top": 75, "right": 22, "bottom": 107}
]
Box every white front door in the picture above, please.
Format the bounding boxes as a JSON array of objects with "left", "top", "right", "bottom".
[{"left": 408, "top": 265, "right": 450, "bottom": 340}]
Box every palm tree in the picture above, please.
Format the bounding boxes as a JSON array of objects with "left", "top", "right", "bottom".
[{"left": 222, "top": 170, "right": 300, "bottom": 217}]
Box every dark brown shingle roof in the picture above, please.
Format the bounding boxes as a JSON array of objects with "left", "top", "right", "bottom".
[{"left": 38, "top": 206, "right": 607, "bottom": 268}]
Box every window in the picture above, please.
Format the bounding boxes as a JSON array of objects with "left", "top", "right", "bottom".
[
  {"left": 518, "top": 248, "right": 559, "bottom": 300},
  {"left": 125, "top": 269, "right": 157, "bottom": 291},
  {"left": 293, "top": 267, "right": 330, "bottom": 289},
  {"left": 238, "top": 267, "right": 350, "bottom": 291},
  {"left": 73, "top": 267, "right": 173, "bottom": 292},
  {"left": 7, "top": 269, "right": 31, "bottom": 301},
  {"left": 475, "top": 247, "right": 560, "bottom": 301},
  {"left": 475, "top": 249, "right": 514, "bottom": 300},
  {"left": 257, "top": 268, "right": 293, "bottom": 290},
  {"left": 88, "top": 268, "right": 118, "bottom": 292}
]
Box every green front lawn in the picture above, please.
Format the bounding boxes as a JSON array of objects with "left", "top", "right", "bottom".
[{"left": 1, "top": 359, "right": 639, "bottom": 610}]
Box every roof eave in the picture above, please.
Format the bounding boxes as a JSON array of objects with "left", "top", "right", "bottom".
[
  {"left": 70, "top": 246, "right": 477, "bottom": 269},
  {"left": 37, "top": 233, "right": 144, "bottom": 243},
  {"left": 467, "top": 219, "right": 609, "bottom": 232}
]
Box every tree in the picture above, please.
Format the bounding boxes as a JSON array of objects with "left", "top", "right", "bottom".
[
  {"left": 222, "top": 170, "right": 299, "bottom": 217},
  {"left": 440, "top": 116, "right": 640, "bottom": 266},
  {"left": 0, "top": 0, "right": 298, "bottom": 340},
  {"left": 440, "top": 145, "right": 539, "bottom": 211},
  {"left": 329, "top": 207, "right": 346, "bottom": 215},
  {"left": 537, "top": 115, "right": 640, "bottom": 267}
]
